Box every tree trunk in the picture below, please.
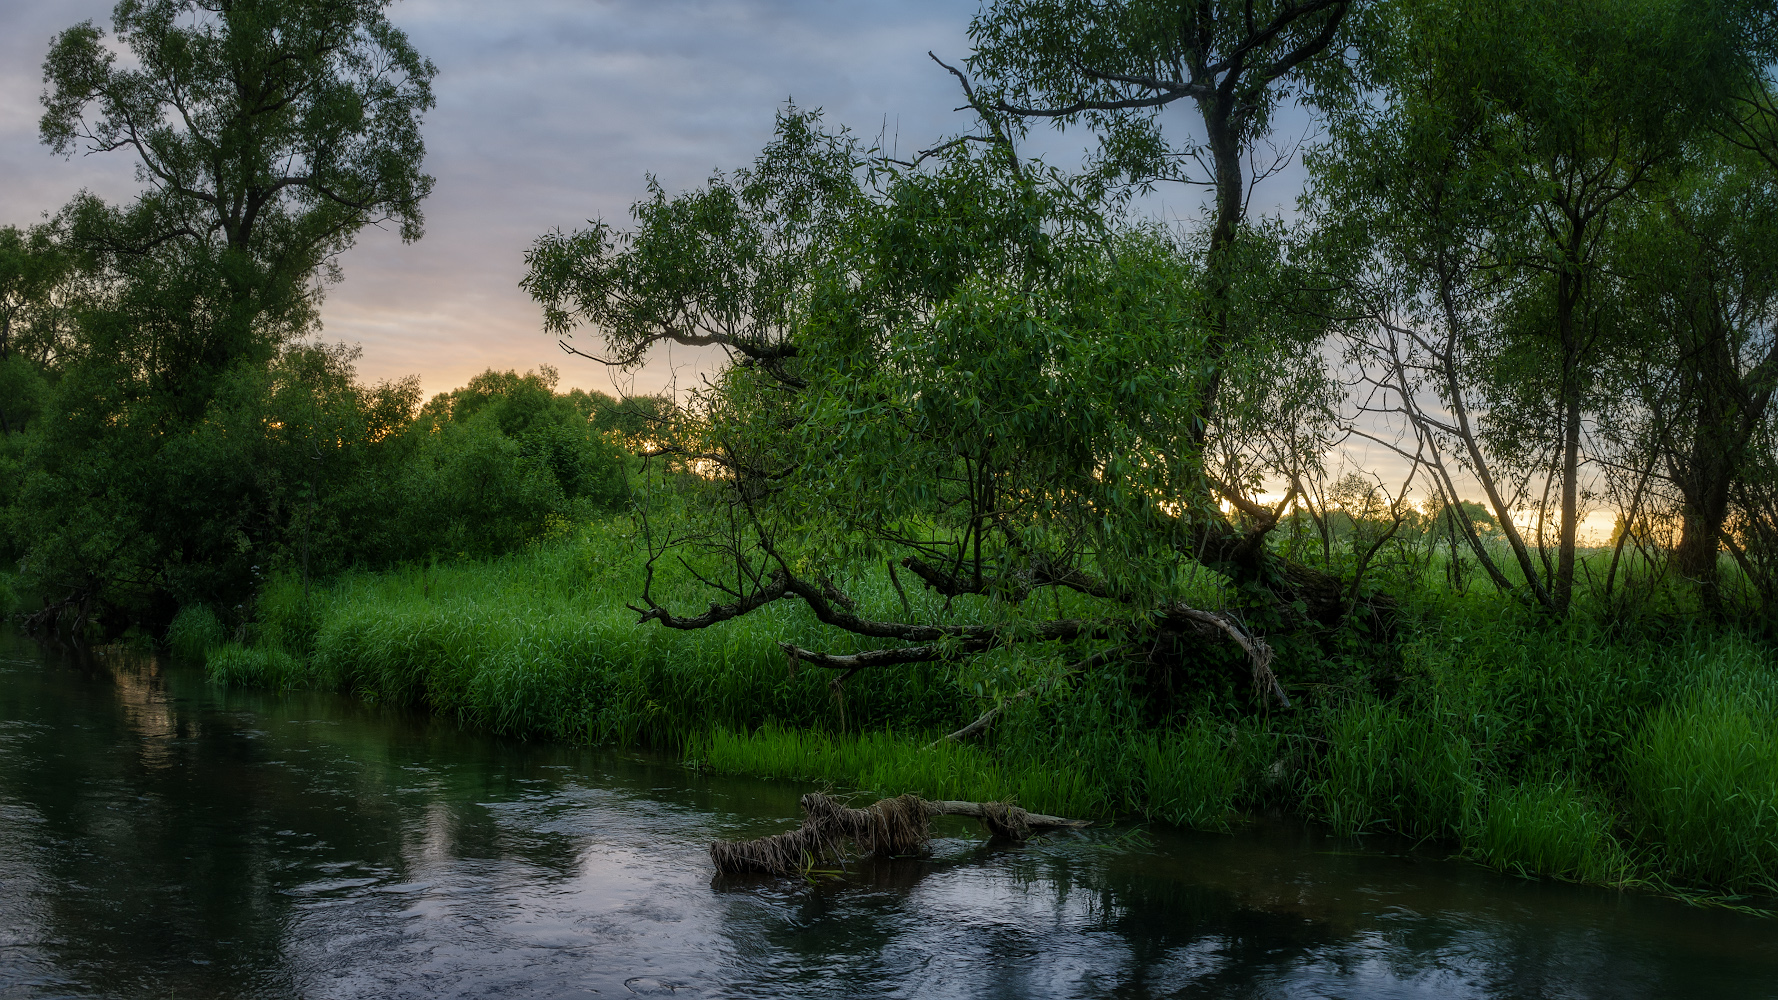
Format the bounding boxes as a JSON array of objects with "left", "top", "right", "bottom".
[
  {"left": 1552, "top": 263, "right": 1583, "bottom": 613},
  {"left": 1188, "top": 94, "right": 1245, "bottom": 448},
  {"left": 1671, "top": 339, "right": 1752, "bottom": 607},
  {"left": 1674, "top": 431, "right": 1734, "bottom": 599}
]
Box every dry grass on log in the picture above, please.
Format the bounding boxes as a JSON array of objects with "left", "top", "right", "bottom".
[{"left": 710, "top": 792, "right": 1089, "bottom": 876}]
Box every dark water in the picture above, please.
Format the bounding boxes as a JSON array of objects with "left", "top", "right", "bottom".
[{"left": 1, "top": 635, "right": 1774, "bottom": 999}]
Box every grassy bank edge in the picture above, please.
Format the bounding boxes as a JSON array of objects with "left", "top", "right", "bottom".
[{"left": 169, "top": 529, "right": 1778, "bottom": 903}]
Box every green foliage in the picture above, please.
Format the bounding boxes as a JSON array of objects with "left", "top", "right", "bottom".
[
  {"left": 523, "top": 107, "right": 1345, "bottom": 724},
  {"left": 1625, "top": 692, "right": 1778, "bottom": 893},
  {"left": 392, "top": 367, "right": 629, "bottom": 559},
  {"left": 1474, "top": 782, "right": 1627, "bottom": 884},
  {"left": 4, "top": 0, "right": 440, "bottom": 636},
  {"left": 207, "top": 644, "right": 308, "bottom": 691},
  {"left": 966, "top": 0, "right": 1364, "bottom": 193},
  {"left": 40, "top": 0, "right": 436, "bottom": 256},
  {"left": 166, "top": 604, "right": 226, "bottom": 663},
  {"left": 219, "top": 523, "right": 968, "bottom": 745},
  {"left": 199, "top": 523, "right": 1778, "bottom": 894},
  {"left": 1313, "top": 698, "right": 1482, "bottom": 842},
  {"left": 1137, "top": 718, "right": 1243, "bottom": 831},
  {"left": 694, "top": 725, "right": 1104, "bottom": 821},
  {"left": 11, "top": 0, "right": 1778, "bottom": 908},
  {"left": 4, "top": 318, "right": 631, "bottom": 633}
]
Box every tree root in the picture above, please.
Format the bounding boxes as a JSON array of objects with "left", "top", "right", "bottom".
[{"left": 710, "top": 792, "right": 1090, "bottom": 876}]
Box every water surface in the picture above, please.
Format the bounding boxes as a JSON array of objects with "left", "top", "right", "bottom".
[{"left": 0, "top": 632, "right": 1773, "bottom": 998}]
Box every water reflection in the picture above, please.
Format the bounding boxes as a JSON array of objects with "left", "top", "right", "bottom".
[{"left": 0, "top": 632, "right": 1774, "bottom": 999}]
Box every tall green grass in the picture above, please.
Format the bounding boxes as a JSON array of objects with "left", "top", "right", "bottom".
[
  {"left": 1625, "top": 693, "right": 1778, "bottom": 893},
  {"left": 693, "top": 725, "right": 1107, "bottom": 820},
  {"left": 208, "top": 643, "right": 307, "bottom": 689},
  {"left": 1304, "top": 599, "right": 1778, "bottom": 889},
  {"left": 166, "top": 604, "right": 227, "bottom": 663},
  {"left": 231, "top": 522, "right": 972, "bottom": 745},
  {"left": 1313, "top": 698, "right": 1482, "bottom": 842},
  {"left": 1472, "top": 782, "right": 1627, "bottom": 884},
  {"left": 1137, "top": 718, "right": 1246, "bottom": 831},
  {"left": 689, "top": 719, "right": 1255, "bottom": 827}
]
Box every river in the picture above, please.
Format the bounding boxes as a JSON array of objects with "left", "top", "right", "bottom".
[{"left": 0, "top": 631, "right": 1774, "bottom": 998}]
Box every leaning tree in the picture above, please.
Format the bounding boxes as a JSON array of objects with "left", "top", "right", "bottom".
[
  {"left": 523, "top": 4, "right": 1388, "bottom": 724},
  {"left": 526, "top": 109, "right": 1341, "bottom": 729}
]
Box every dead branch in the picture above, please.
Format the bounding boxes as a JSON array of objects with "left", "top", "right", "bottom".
[
  {"left": 710, "top": 792, "right": 1089, "bottom": 876},
  {"left": 1161, "top": 603, "right": 1290, "bottom": 708}
]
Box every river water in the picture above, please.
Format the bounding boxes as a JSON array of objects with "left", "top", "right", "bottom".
[{"left": 1, "top": 632, "right": 1774, "bottom": 999}]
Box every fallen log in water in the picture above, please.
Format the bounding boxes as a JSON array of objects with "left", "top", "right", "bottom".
[{"left": 710, "top": 792, "right": 1091, "bottom": 876}]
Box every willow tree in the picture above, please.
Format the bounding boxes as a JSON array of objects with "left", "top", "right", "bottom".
[
  {"left": 964, "top": 1, "right": 1363, "bottom": 456},
  {"left": 528, "top": 110, "right": 1319, "bottom": 721}
]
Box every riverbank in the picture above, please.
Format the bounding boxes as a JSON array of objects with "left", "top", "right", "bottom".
[
  {"left": 10, "top": 629, "right": 1775, "bottom": 997},
  {"left": 181, "top": 521, "right": 1778, "bottom": 898}
]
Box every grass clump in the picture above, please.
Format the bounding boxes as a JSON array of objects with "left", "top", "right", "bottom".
[
  {"left": 207, "top": 643, "right": 308, "bottom": 689},
  {"left": 1473, "top": 781, "right": 1628, "bottom": 883},
  {"left": 693, "top": 725, "right": 1105, "bottom": 820},
  {"left": 1625, "top": 692, "right": 1778, "bottom": 893},
  {"left": 1137, "top": 719, "right": 1243, "bottom": 831},
  {"left": 166, "top": 604, "right": 227, "bottom": 663},
  {"left": 1313, "top": 698, "right": 1482, "bottom": 842}
]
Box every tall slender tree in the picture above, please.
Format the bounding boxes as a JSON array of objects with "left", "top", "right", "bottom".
[{"left": 965, "top": 0, "right": 1363, "bottom": 448}]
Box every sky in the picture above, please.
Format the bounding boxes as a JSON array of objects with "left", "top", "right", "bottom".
[{"left": 0, "top": 0, "right": 1309, "bottom": 401}]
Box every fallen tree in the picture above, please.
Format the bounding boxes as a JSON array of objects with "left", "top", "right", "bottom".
[{"left": 711, "top": 792, "right": 1091, "bottom": 876}]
